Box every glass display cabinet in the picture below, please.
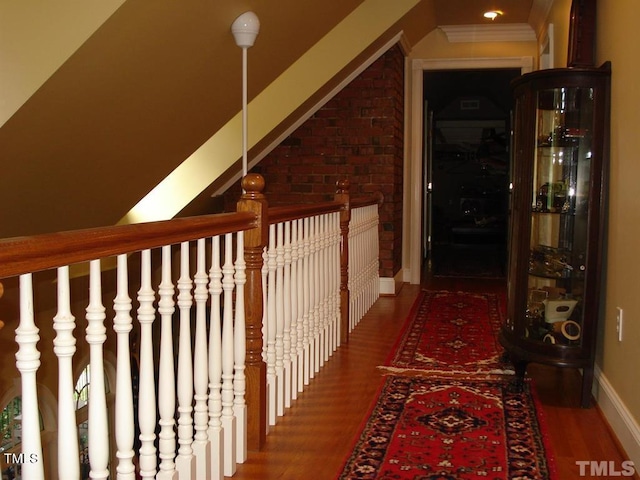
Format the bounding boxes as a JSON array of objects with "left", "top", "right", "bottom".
[{"left": 500, "top": 63, "right": 611, "bottom": 408}]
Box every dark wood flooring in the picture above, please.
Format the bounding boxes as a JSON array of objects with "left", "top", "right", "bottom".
[{"left": 232, "top": 258, "right": 637, "bottom": 479}]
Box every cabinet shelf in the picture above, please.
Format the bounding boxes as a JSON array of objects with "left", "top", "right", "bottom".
[{"left": 499, "top": 63, "right": 611, "bottom": 408}]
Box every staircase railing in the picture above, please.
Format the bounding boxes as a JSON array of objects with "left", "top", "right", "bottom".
[{"left": 0, "top": 174, "right": 381, "bottom": 479}]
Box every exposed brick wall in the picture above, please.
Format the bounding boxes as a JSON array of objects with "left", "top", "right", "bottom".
[{"left": 226, "top": 43, "right": 404, "bottom": 278}]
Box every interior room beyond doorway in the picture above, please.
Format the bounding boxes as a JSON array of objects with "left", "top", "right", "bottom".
[{"left": 424, "top": 68, "right": 521, "bottom": 278}]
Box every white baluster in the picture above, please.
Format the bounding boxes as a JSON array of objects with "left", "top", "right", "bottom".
[
  {"left": 193, "top": 239, "right": 212, "bottom": 477},
  {"left": 324, "top": 214, "right": 332, "bottom": 360},
  {"left": 113, "top": 255, "right": 136, "bottom": 480},
  {"left": 275, "top": 222, "right": 285, "bottom": 417},
  {"left": 221, "top": 233, "right": 237, "bottom": 476},
  {"left": 157, "top": 247, "right": 177, "bottom": 480},
  {"left": 53, "top": 266, "right": 80, "bottom": 479},
  {"left": 289, "top": 220, "right": 299, "bottom": 400},
  {"left": 176, "top": 243, "right": 195, "bottom": 479},
  {"left": 295, "top": 219, "right": 306, "bottom": 393},
  {"left": 208, "top": 235, "right": 224, "bottom": 480},
  {"left": 137, "top": 251, "right": 157, "bottom": 479},
  {"left": 87, "top": 259, "right": 110, "bottom": 480},
  {"left": 301, "top": 216, "right": 311, "bottom": 386},
  {"left": 282, "top": 221, "right": 293, "bottom": 409},
  {"left": 333, "top": 212, "right": 342, "bottom": 350},
  {"left": 266, "top": 224, "right": 277, "bottom": 425},
  {"left": 311, "top": 215, "right": 320, "bottom": 376},
  {"left": 15, "top": 274, "right": 44, "bottom": 479},
  {"left": 234, "top": 231, "right": 248, "bottom": 463},
  {"left": 328, "top": 212, "right": 336, "bottom": 351},
  {"left": 319, "top": 214, "right": 328, "bottom": 366}
]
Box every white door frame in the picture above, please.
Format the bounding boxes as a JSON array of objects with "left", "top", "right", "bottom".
[{"left": 405, "top": 56, "right": 533, "bottom": 284}]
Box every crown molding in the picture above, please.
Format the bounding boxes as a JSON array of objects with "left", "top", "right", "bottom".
[{"left": 439, "top": 23, "right": 537, "bottom": 43}]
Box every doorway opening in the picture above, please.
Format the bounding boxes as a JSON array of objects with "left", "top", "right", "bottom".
[{"left": 424, "top": 68, "right": 520, "bottom": 278}]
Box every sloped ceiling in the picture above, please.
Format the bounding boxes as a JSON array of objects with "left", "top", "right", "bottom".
[{"left": 0, "top": 0, "right": 536, "bottom": 238}]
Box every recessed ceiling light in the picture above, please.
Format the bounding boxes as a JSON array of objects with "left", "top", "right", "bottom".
[{"left": 483, "top": 10, "right": 503, "bottom": 20}]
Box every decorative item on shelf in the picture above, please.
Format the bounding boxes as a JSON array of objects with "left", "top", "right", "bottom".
[
  {"left": 543, "top": 298, "right": 578, "bottom": 323},
  {"left": 534, "top": 182, "right": 570, "bottom": 213},
  {"left": 541, "top": 320, "right": 582, "bottom": 345},
  {"left": 560, "top": 320, "right": 581, "bottom": 341},
  {"left": 529, "top": 245, "right": 573, "bottom": 278}
]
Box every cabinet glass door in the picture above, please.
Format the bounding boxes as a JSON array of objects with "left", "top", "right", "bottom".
[{"left": 525, "top": 86, "right": 594, "bottom": 346}]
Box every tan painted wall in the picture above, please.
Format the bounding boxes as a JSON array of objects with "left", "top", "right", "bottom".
[
  {"left": 595, "top": 0, "right": 640, "bottom": 440},
  {"left": 546, "top": 0, "right": 571, "bottom": 67}
]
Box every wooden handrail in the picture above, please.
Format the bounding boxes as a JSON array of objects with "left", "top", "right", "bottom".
[
  {"left": 267, "top": 201, "right": 344, "bottom": 225},
  {"left": 351, "top": 191, "right": 384, "bottom": 209},
  {"left": 0, "top": 211, "right": 257, "bottom": 279}
]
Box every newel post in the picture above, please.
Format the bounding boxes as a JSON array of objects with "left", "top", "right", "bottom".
[
  {"left": 237, "top": 174, "right": 268, "bottom": 451},
  {"left": 335, "top": 179, "right": 350, "bottom": 344}
]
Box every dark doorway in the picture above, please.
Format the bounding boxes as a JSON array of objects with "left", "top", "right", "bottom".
[{"left": 424, "top": 69, "right": 520, "bottom": 278}]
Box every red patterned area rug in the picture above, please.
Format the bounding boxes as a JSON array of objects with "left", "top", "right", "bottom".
[
  {"left": 337, "top": 376, "right": 557, "bottom": 480},
  {"left": 382, "top": 290, "right": 514, "bottom": 377}
]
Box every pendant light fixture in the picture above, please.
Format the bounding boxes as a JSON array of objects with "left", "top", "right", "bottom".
[{"left": 231, "top": 11, "right": 260, "bottom": 177}]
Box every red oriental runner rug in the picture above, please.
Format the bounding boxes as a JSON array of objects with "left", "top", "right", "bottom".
[
  {"left": 337, "top": 376, "right": 557, "bottom": 479},
  {"left": 383, "top": 290, "right": 514, "bottom": 377}
]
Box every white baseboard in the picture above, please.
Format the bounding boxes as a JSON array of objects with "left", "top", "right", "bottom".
[
  {"left": 593, "top": 365, "right": 640, "bottom": 467},
  {"left": 379, "top": 271, "right": 404, "bottom": 295}
]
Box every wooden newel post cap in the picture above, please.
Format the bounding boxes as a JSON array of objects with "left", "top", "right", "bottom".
[
  {"left": 336, "top": 178, "right": 350, "bottom": 195},
  {"left": 241, "top": 173, "right": 265, "bottom": 196}
]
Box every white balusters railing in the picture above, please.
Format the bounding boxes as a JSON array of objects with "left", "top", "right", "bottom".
[
  {"left": 137, "top": 250, "right": 158, "bottom": 480},
  {"left": 221, "top": 233, "right": 237, "bottom": 476},
  {"left": 1, "top": 174, "right": 383, "bottom": 478},
  {"left": 53, "top": 266, "right": 80, "bottom": 480},
  {"left": 348, "top": 203, "right": 380, "bottom": 331},
  {"left": 15, "top": 274, "right": 44, "bottom": 480},
  {"left": 208, "top": 236, "right": 224, "bottom": 480},
  {"left": 233, "top": 231, "right": 248, "bottom": 465},
  {"left": 87, "top": 259, "right": 110, "bottom": 480},
  {"left": 157, "top": 247, "right": 177, "bottom": 480},
  {"left": 114, "top": 254, "right": 136, "bottom": 480},
  {"left": 262, "top": 208, "right": 342, "bottom": 426},
  {"left": 194, "top": 239, "right": 212, "bottom": 478},
  {"left": 2, "top": 206, "right": 257, "bottom": 480}
]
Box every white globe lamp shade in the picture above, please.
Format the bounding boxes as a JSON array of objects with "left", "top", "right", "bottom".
[{"left": 232, "top": 11, "right": 260, "bottom": 48}]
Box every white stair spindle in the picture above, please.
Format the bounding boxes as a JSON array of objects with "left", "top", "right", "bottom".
[
  {"left": 15, "top": 274, "right": 44, "bottom": 480},
  {"left": 113, "top": 255, "right": 136, "bottom": 480},
  {"left": 208, "top": 235, "right": 224, "bottom": 480},
  {"left": 234, "top": 231, "right": 248, "bottom": 462},
  {"left": 320, "top": 214, "right": 328, "bottom": 366},
  {"left": 137, "top": 251, "right": 157, "bottom": 479},
  {"left": 86, "top": 259, "right": 110, "bottom": 480},
  {"left": 221, "top": 233, "right": 237, "bottom": 476},
  {"left": 194, "top": 239, "right": 212, "bottom": 477},
  {"left": 176, "top": 242, "right": 195, "bottom": 479},
  {"left": 289, "top": 220, "right": 299, "bottom": 400},
  {"left": 333, "top": 212, "right": 341, "bottom": 350},
  {"left": 296, "top": 218, "right": 305, "bottom": 393},
  {"left": 302, "top": 216, "right": 311, "bottom": 386},
  {"left": 311, "top": 215, "right": 320, "bottom": 376},
  {"left": 53, "top": 266, "right": 80, "bottom": 479},
  {"left": 157, "top": 247, "right": 177, "bottom": 480},
  {"left": 275, "top": 222, "right": 285, "bottom": 417},
  {"left": 282, "top": 221, "right": 293, "bottom": 409}
]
